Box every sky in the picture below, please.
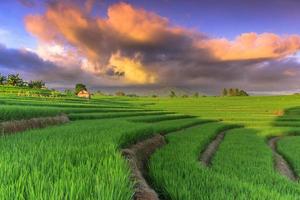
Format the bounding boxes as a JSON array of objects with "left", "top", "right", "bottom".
[{"left": 0, "top": 0, "right": 300, "bottom": 94}]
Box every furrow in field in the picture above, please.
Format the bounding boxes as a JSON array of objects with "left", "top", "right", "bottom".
[
  {"left": 268, "top": 137, "right": 298, "bottom": 181},
  {"left": 122, "top": 135, "right": 165, "bottom": 200},
  {"left": 200, "top": 131, "right": 226, "bottom": 167},
  {"left": 122, "top": 120, "right": 214, "bottom": 200}
]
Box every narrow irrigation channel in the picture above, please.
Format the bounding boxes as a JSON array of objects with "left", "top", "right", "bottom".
[
  {"left": 122, "top": 135, "right": 165, "bottom": 200},
  {"left": 200, "top": 131, "right": 225, "bottom": 167},
  {"left": 199, "top": 126, "right": 243, "bottom": 167},
  {"left": 268, "top": 137, "right": 298, "bottom": 181},
  {"left": 122, "top": 120, "right": 215, "bottom": 200}
]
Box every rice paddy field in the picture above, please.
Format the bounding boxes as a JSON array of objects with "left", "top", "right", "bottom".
[{"left": 1, "top": 90, "right": 300, "bottom": 199}]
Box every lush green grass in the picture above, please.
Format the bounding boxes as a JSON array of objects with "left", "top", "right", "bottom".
[
  {"left": 149, "top": 124, "right": 300, "bottom": 199},
  {"left": 0, "top": 106, "right": 61, "bottom": 121},
  {"left": 146, "top": 96, "right": 300, "bottom": 130},
  {"left": 212, "top": 129, "right": 300, "bottom": 198},
  {"left": 68, "top": 111, "right": 174, "bottom": 120},
  {"left": 145, "top": 96, "right": 300, "bottom": 199},
  {"left": 0, "top": 85, "right": 54, "bottom": 96},
  {"left": 277, "top": 136, "right": 300, "bottom": 177},
  {"left": 148, "top": 123, "right": 274, "bottom": 199},
  {"left": 0, "top": 117, "right": 209, "bottom": 199},
  {"left": 2, "top": 93, "right": 300, "bottom": 199},
  {"left": 0, "top": 94, "right": 151, "bottom": 121},
  {"left": 129, "top": 114, "right": 195, "bottom": 122}
]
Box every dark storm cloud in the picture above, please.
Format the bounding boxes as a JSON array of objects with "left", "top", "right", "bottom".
[{"left": 0, "top": 44, "right": 88, "bottom": 83}]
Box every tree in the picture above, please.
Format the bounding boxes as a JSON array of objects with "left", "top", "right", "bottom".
[
  {"left": 222, "top": 88, "right": 228, "bottom": 96},
  {"left": 239, "top": 90, "right": 249, "bottom": 96},
  {"left": 0, "top": 73, "right": 6, "bottom": 85},
  {"left": 127, "top": 94, "right": 138, "bottom": 97},
  {"left": 7, "top": 74, "right": 24, "bottom": 86},
  {"left": 28, "top": 80, "right": 45, "bottom": 89},
  {"left": 193, "top": 92, "right": 199, "bottom": 98},
  {"left": 75, "top": 83, "right": 87, "bottom": 94},
  {"left": 169, "top": 90, "right": 176, "bottom": 98},
  {"left": 228, "top": 88, "right": 234, "bottom": 96},
  {"left": 222, "top": 88, "right": 249, "bottom": 96},
  {"left": 115, "top": 91, "right": 125, "bottom": 96},
  {"left": 235, "top": 88, "right": 239, "bottom": 96}
]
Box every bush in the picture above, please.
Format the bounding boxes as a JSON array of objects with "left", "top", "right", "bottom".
[
  {"left": 169, "top": 90, "right": 176, "bottom": 98},
  {"left": 28, "top": 80, "right": 45, "bottom": 89},
  {"left": 222, "top": 88, "right": 249, "bottom": 96},
  {"left": 116, "top": 91, "right": 126, "bottom": 96}
]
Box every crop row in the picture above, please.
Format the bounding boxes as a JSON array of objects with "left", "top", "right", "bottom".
[
  {"left": 149, "top": 124, "right": 300, "bottom": 199},
  {"left": 0, "top": 117, "right": 209, "bottom": 199}
]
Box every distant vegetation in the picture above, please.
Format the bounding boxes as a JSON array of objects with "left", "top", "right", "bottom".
[
  {"left": 222, "top": 88, "right": 249, "bottom": 96},
  {"left": 1, "top": 73, "right": 46, "bottom": 91},
  {"left": 1, "top": 73, "right": 252, "bottom": 98},
  {"left": 116, "top": 91, "right": 126, "bottom": 96},
  {"left": 0, "top": 73, "right": 45, "bottom": 88},
  {"left": 169, "top": 90, "right": 177, "bottom": 97},
  {"left": 0, "top": 72, "right": 62, "bottom": 97}
]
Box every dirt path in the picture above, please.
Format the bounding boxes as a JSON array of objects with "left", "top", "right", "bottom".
[
  {"left": 200, "top": 131, "right": 225, "bottom": 167},
  {"left": 268, "top": 137, "right": 297, "bottom": 181},
  {"left": 122, "top": 134, "right": 165, "bottom": 200}
]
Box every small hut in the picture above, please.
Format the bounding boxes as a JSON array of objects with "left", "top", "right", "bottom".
[{"left": 77, "top": 90, "right": 91, "bottom": 99}]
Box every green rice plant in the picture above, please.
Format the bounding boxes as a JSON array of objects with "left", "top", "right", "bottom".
[
  {"left": 68, "top": 111, "right": 174, "bottom": 120},
  {"left": 211, "top": 128, "right": 300, "bottom": 198},
  {"left": 129, "top": 114, "right": 195, "bottom": 123},
  {"left": 277, "top": 136, "right": 300, "bottom": 176},
  {"left": 0, "top": 106, "right": 61, "bottom": 121},
  {"left": 0, "top": 117, "right": 208, "bottom": 199},
  {"left": 149, "top": 123, "right": 300, "bottom": 199},
  {"left": 2, "top": 93, "right": 300, "bottom": 198}
]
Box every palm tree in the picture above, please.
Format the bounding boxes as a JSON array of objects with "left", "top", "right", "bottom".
[{"left": 7, "top": 74, "right": 24, "bottom": 86}]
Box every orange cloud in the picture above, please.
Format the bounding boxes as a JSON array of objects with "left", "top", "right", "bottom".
[
  {"left": 201, "top": 33, "right": 300, "bottom": 60},
  {"left": 106, "top": 2, "right": 170, "bottom": 43},
  {"left": 25, "top": 15, "right": 58, "bottom": 41}
]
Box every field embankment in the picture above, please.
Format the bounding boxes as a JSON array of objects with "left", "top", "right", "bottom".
[{"left": 0, "top": 114, "right": 69, "bottom": 135}]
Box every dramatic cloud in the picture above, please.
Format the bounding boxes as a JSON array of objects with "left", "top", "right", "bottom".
[
  {"left": 0, "top": 43, "right": 120, "bottom": 88},
  {"left": 18, "top": 1, "right": 300, "bottom": 91},
  {"left": 0, "top": 43, "right": 76, "bottom": 82}
]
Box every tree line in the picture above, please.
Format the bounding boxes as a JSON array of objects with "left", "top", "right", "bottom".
[
  {"left": 222, "top": 88, "right": 249, "bottom": 96},
  {"left": 0, "top": 73, "right": 45, "bottom": 89}
]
